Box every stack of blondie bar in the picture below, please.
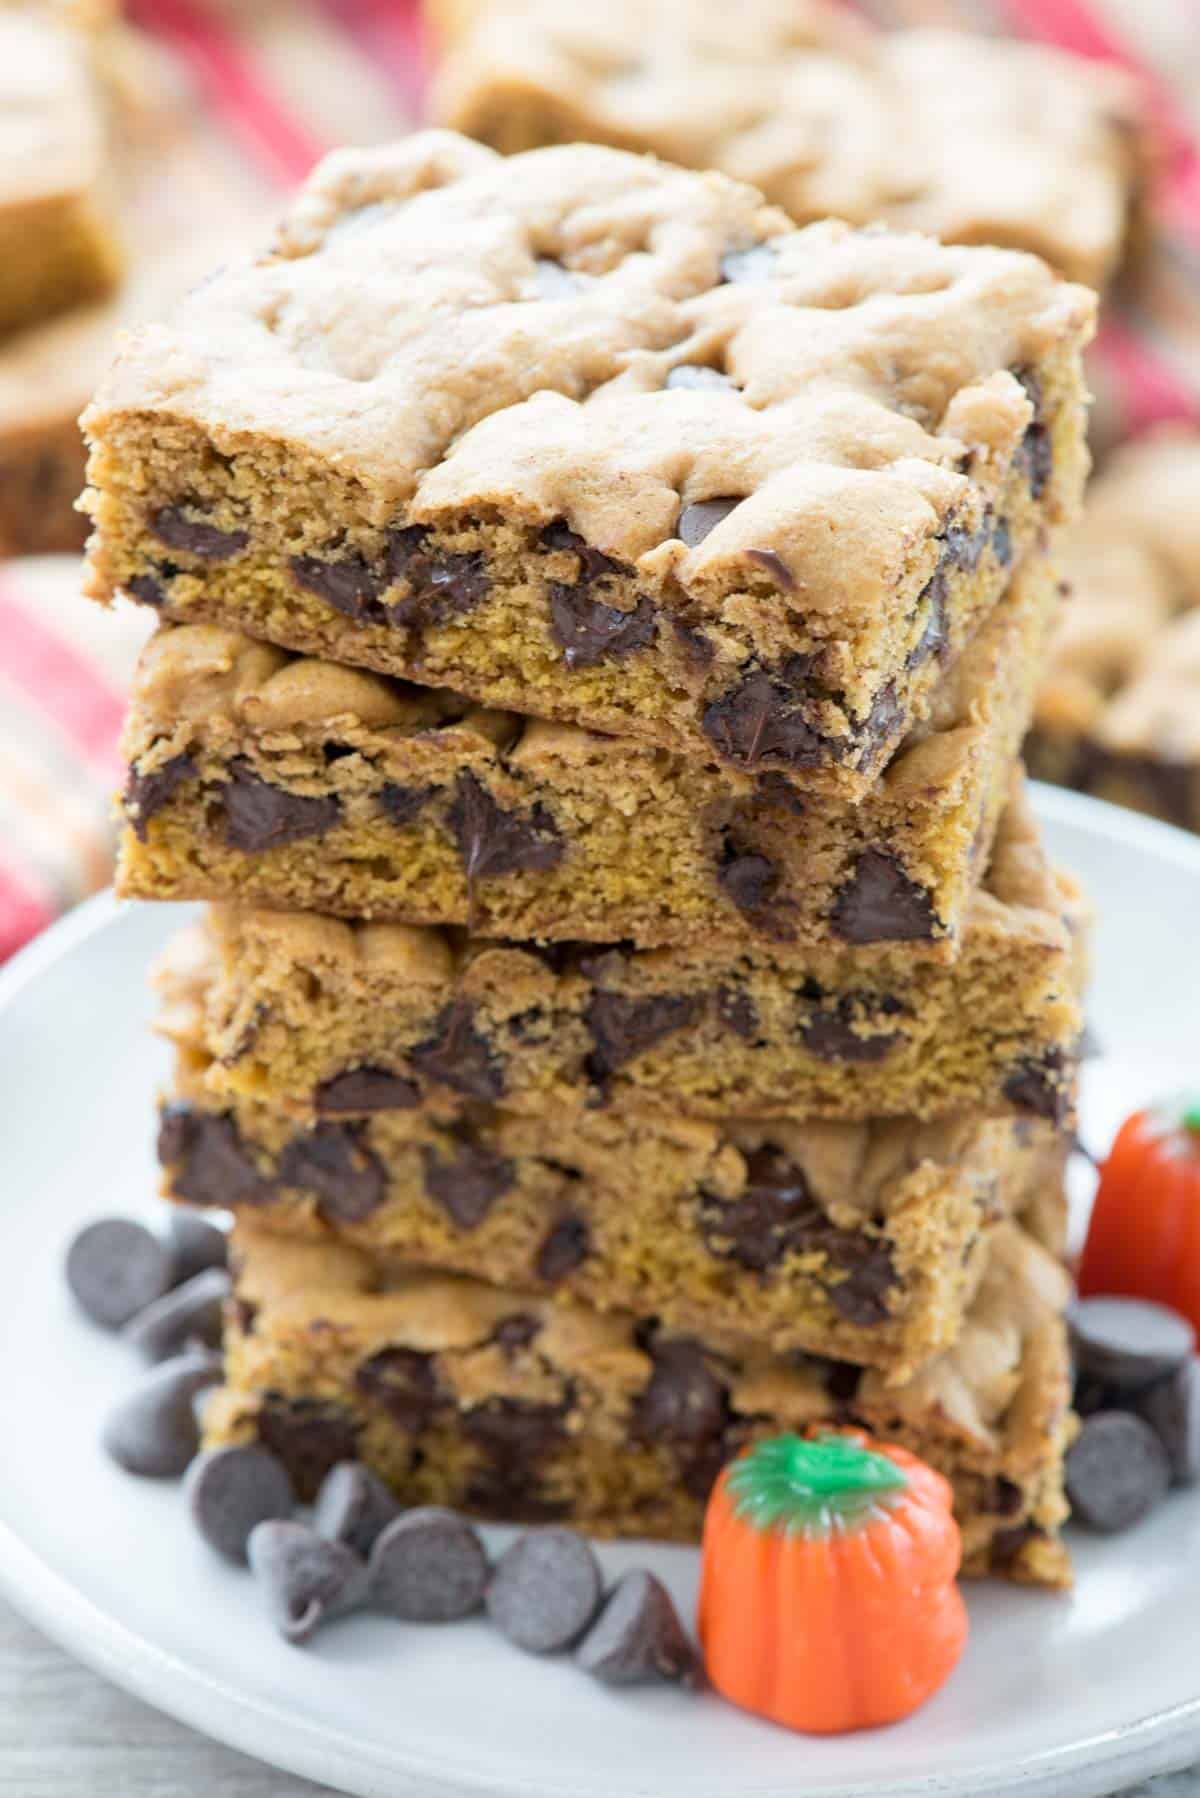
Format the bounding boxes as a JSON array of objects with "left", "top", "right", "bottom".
[{"left": 82, "top": 132, "right": 1094, "bottom": 1583}]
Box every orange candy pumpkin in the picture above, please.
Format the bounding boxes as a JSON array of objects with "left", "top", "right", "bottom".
[
  {"left": 1079, "top": 1098, "right": 1200, "bottom": 1330},
  {"left": 698, "top": 1430, "right": 967, "bottom": 1734}
]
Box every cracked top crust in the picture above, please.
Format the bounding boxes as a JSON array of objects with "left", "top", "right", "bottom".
[
  {"left": 229, "top": 1212, "right": 1071, "bottom": 1457},
  {"left": 432, "top": 4, "right": 1144, "bottom": 290},
  {"left": 85, "top": 131, "right": 1093, "bottom": 619},
  {"left": 1039, "top": 432, "right": 1200, "bottom": 760}
]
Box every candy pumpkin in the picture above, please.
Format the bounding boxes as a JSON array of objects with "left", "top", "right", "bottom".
[
  {"left": 698, "top": 1430, "right": 967, "bottom": 1734},
  {"left": 1079, "top": 1097, "right": 1200, "bottom": 1332}
]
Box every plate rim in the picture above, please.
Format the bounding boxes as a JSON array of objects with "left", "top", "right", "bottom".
[{"left": 3, "top": 786, "right": 1200, "bottom": 1798}]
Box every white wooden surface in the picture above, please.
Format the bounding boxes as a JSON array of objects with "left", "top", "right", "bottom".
[{"left": 1, "top": 1592, "right": 1196, "bottom": 1797}]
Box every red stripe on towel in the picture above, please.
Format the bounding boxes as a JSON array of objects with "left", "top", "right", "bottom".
[
  {"left": 127, "top": 0, "right": 328, "bottom": 185},
  {"left": 0, "top": 587, "right": 126, "bottom": 774},
  {"left": 315, "top": 0, "right": 429, "bottom": 119}
]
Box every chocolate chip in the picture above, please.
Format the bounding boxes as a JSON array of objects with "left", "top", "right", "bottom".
[
  {"left": 719, "top": 244, "right": 778, "bottom": 283},
  {"left": 248, "top": 1519, "right": 369, "bottom": 1644},
  {"left": 532, "top": 258, "right": 584, "bottom": 299},
  {"left": 355, "top": 1348, "right": 439, "bottom": 1434},
  {"left": 421, "top": 1133, "right": 515, "bottom": 1229},
  {"left": 800, "top": 998, "right": 901, "bottom": 1063},
  {"left": 535, "top": 1214, "right": 589, "bottom": 1283},
  {"left": 576, "top": 1569, "right": 700, "bottom": 1688},
  {"left": 128, "top": 571, "right": 171, "bottom": 608},
  {"left": 697, "top": 1146, "right": 897, "bottom": 1318},
  {"left": 185, "top": 1444, "right": 294, "bottom": 1562},
  {"left": 907, "top": 568, "right": 948, "bottom": 668},
  {"left": 1069, "top": 1297, "right": 1196, "bottom": 1393},
  {"left": 448, "top": 771, "right": 564, "bottom": 882},
  {"left": 992, "top": 515, "right": 1013, "bottom": 565},
  {"left": 831, "top": 849, "right": 938, "bottom": 945},
  {"left": 369, "top": 1508, "right": 489, "bottom": 1621},
  {"left": 746, "top": 548, "right": 796, "bottom": 592},
  {"left": 158, "top": 1106, "right": 275, "bottom": 1210},
  {"left": 122, "top": 1268, "right": 231, "bottom": 1363},
  {"left": 256, "top": 1399, "right": 359, "bottom": 1498},
  {"left": 221, "top": 760, "right": 340, "bottom": 852},
  {"left": 410, "top": 1001, "right": 505, "bottom": 1101},
  {"left": 1003, "top": 1051, "right": 1072, "bottom": 1124},
  {"left": 101, "top": 1349, "right": 222, "bottom": 1477},
  {"left": 462, "top": 1396, "right": 567, "bottom": 1469},
  {"left": 313, "top": 1461, "right": 402, "bottom": 1558},
  {"left": 492, "top": 1313, "right": 541, "bottom": 1354},
  {"left": 984, "top": 1476, "right": 1026, "bottom": 1517},
  {"left": 585, "top": 990, "right": 700, "bottom": 1081},
  {"left": 65, "top": 1217, "right": 173, "bottom": 1328},
  {"left": 377, "top": 781, "right": 434, "bottom": 827},
  {"left": 124, "top": 753, "right": 197, "bottom": 839},
  {"left": 756, "top": 771, "right": 806, "bottom": 814},
  {"left": 670, "top": 617, "right": 715, "bottom": 665},
  {"left": 549, "top": 588, "right": 657, "bottom": 668},
  {"left": 716, "top": 845, "right": 779, "bottom": 916},
  {"left": 290, "top": 550, "right": 385, "bottom": 622},
  {"left": 633, "top": 1338, "right": 728, "bottom": 1448},
  {"left": 666, "top": 367, "right": 735, "bottom": 393},
  {"left": 486, "top": 1528, "right": 602, "bottom": 1654},
  {"left": 677, "top": 497, "right": 739, "bottom": 547},
  {"left": 701, "top": 660, "right": 830, "bottom": 772},
  {"left": 385, "top": 528, "right": 490, "bottom": 631},
  {"left": 151, "top": 505, "right": 247, "bottom": 561},
  {"left": 165, "top": 1210, "right": 229, "bottom": 1283},
  {"left": 315, "top": 1066, "right": 420, "bottom": 1116},
  {"left": 1136, "top": 1361, "right": 1200, "bottom": 1485},
  {"left": 539, "top": 521, "right": 627, "bottom": 585},
  {"left": 941, "top": 514, "right": 989, "bottom": 574},
  {"left": 1016, "top": 421, "right": 1053, "bottom": 499},
  {"left": 1065, "top": 1411, "right": 1170, "bottom": 1532},
  {"left": 716, "top": 985, "right": 758, "bottom": 1040},
  {"left": 279, "top": 1123, "right": 386, "bottom": 1222}
]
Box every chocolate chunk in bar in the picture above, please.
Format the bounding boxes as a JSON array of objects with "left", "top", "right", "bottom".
[
  {"left": 355, "top": 1348, "right": 440, "bottom": 1434},
  {"left": 407, "top": 999, "right": 505, "bottom": 1100},
  {"left": 124, "top": 752, "right": 197, "bottom": 839},
  {"left": 421, "top": 1131, "right": 516, "bottom": 1228},
  {"left": 463, "top": 1395, "right": 569, "bottom": 1473},
  {"left": 291, "top": 550, "right": 386, "bottom": 622},
  {"left": 716, "top": 984, "right": 758, "bottom": 1040},
  {"left": 150, "top": 504, "right": 248, "bottom": 562},
  {"left": 377, "top": 781, "right": 434, "bottom": 827},
  {"left": 221, "top": 760, "right": 341, "bottom": 852},
  {"left": 540, "top": 520, "right": 627, "bottom": 585},
  {"left": 633, "top": 1337, "right": 728, "bottom": 1448},
  {"left": 315, "top": 1066, "right": 420, "bottom": 1116},
  {"left": 257, "top": 1400, "right": 361, "bottom": 1501},
  {"left": 716, "top": 842, "right": 779, "bottom": 917},
  {"left": 549, "top": 587, "right": 657, "bottom": 668},
  {"left": 128, "top": 569, "right": 173, "bottom": 608},
  {"left": 701, "top": 659, "right": 830, "bottom": 772},
  {"left": 447, "top": 771, "right": 564, "bottom": 881},
  {"left": 585, "top": 989, "right": 700, "bottom": 1080},
  {"left": 535, "top": 1213, "right": 590, "bottom": 1283},
  {"left": 800, "top": 995, "right": 902, "bottom": 1063},
  {"left": 831, "top": 848, "right": 938, "bottom": 945},
  {"left": 278, "top": 1123, "right": 386, "bottom": 1222},
  {"left": 386, "top": 527, "right": 490, "bottom": 631},
  {"left": 158, "top": 1105, "right": 276, "bottom": 1209},
  {"left": 1004, "top": 1050, "right": 1072, "bottom": 1122},
  {"left": 676, "top": 496, "right": 739, "bottom": 545}
]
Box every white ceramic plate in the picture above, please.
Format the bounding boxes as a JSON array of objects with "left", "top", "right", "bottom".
[{"left": 2, "top": 784, "right": 1199, "bottom": 1798}]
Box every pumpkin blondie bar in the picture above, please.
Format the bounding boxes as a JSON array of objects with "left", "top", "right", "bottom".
[
  {"left": 118, "top": 551, "right": 1058, "bottom": 954},
  {"left": 157, "top": 947, "right": 1068, "bottom": 1379},
  {"left": 206, "top": 1217, "right": 1074, "bottom": 1585},
  {"left": 84, "top": 132, "right": 1093, "bottom": 802},
  {"left": 160, "top": 775, "right": 1085, "bottom": 1127}
]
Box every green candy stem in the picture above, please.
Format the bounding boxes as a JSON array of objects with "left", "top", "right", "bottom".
[
  {"left": 1182, "top": 1101, "right": 1200, "bottom": 1136},
  {"left": 727, "top": 1432, "right": 908, "bottom": 1537}
]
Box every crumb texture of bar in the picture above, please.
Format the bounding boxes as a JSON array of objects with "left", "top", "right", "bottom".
[
  {"left": 431, "top": 0, "right": 1144, "bottom": 290},
  {"left": 117, "top": 552, "right": 1057, "bottom": 952},
  {"left": 0, "top": 8, "right": 122, "bottom": 339},
  {"left": 154, "top": 774, "right": 1086, "bottom": 1127},
  {"left": 85, "top": 132, "right": 1093, "bottom": 798},
  {"left": 1028, "top": 430, "right": 1200, "bottom": 833},
  {"left": 206, "top": 1216, "right": 1074, "bottom": 1585},
  {"left": 158, "top": 994, "right": 1069, "bottom": 1378}
]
